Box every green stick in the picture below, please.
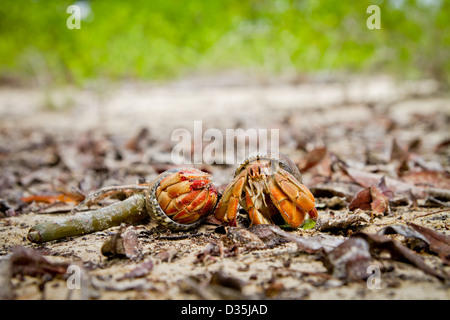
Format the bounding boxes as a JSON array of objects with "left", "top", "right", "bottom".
[{"left": 27, "top": 194, "right": 147, "bottom": 243}]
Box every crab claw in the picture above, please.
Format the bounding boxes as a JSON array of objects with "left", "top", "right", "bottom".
[
  {"left": 267, "top": 168, "right": 317, "bottom": 228},
  {"left": 147, "top": 168, "right": 218, "bottom": 230},
  {"left": 213, "top": 170, "right": 247, "bottom": 226}
]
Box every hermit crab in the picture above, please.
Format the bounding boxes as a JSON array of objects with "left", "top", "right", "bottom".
[
  {"left": 146, "top": 167, "right": 218, "bottom": 230},
  {"left": 214, "top": 152, "right": 318, "bottom": 228},
  {"left": 27, "top": 168, "right": 218, "bottom": 242}
]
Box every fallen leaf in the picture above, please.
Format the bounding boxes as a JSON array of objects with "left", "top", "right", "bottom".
[
  {"left": 340, "top": 164, "right": 450, "bottom": 201},
  {"left": 370, "top": 186, "right": 390, "bottom": 216},
  {"left": 301, "top": 219, "right": 316, "bottom": 230},
  {"left": 378, "top": 222, "right": 450, "bottom": 265},
  {"left": 377, "top": 176, "right": 395, "bottom": 200},
  {"left": 352, "top": 232, "right": 448, "bottom": 281},
  {"left": 407, "top": 223, "right": 450, "bottom": 265},
  {"left": 266, "top": 225, "right": 344, "bottom": 253},
  {"left": 316, "top": 213, "right": 370, "bottom": 232},
  {"left": 348, "top": 188, "right": 372, "bottom": 211},
  {"left": 322, "top": 237, "right": 372, "bottom": 281},
  {"left": 247, "top": 224, "right": 289, "bottom": 248},
  {"left": 10, "top": 246, "right": 68, "bottom": 278},
  {"left": 309, "top": 183, "right": 362, "bottom": 201},
  {"left": 348, "top": 185, "right": 390, "bottom": 216},
  {"left": 21, "top": 192, "right": 85, "bottom": 205},
  {"left": 101, "top": 225, "right": 141, "bottom": 260},
  {"left": 400, "top": 170, "right": 450, "bottom": 190},
  {"left": 210, "top": 270, "right": 244, "bottom": 292},
  {"left": 378, "top": 224, "right": 430, "bottom": 252},
  {"left": 225, "top": 227, "right": 265, "bottom": 250}
]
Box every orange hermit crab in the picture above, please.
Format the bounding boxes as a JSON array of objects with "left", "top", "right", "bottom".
[
  {"left": 214, "top": 152, "right": 318, "bottom": 228},
  {"left": 147, "top": 167, "right": 218, "bottom": 230}
]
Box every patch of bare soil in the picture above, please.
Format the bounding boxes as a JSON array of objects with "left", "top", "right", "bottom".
[{"left": 0, "top": 74, "right": 449, "bottom": 300}]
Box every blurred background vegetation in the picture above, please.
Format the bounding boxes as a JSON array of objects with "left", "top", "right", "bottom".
[{"left": 0, "top": 0, "right": 448, "bottom": 87}]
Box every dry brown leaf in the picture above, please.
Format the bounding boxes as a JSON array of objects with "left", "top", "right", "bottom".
[
  {"left": 352, "top": 232, "right": 448, "bottom": 281},
  {"left": 10, "top": 246, "right": 68, "bottom": 278},
  {"left": 379, "top": 223, "right": 450, "bottom": 265},
  {"left": 322, "top": 237, "right": 372, "bottom": 281},
  {"left": 316, "top": 213, "right": 370, "bottom": 232},
  {"left": 407, "top": 223, "right": 450, "bottom": 265},
  {"left": 266, "top": 225, "right": 344, "bottom": 253},
  {"left": 400, "top": 170, "right": 450, "bottom": 190},
  {"left": 100, "top": 225, "right": 141, "bottom": 260},
  {"left": 349, "top": 188, "right": 372, "bottom": 211},
  {"left": 370, "top": 186, "right": 390, "bottom": 216}
]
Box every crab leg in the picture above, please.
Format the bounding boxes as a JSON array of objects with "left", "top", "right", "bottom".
[
  {"left": 214, "top": 170, "right": 247, "bottom": 226},
  {"left": 267, "top": 179, "right": 304, "bottom": 228},
  {"left": 172, "top": 188, "right": 218, "bottom": 224},
  {"left": 156, "top": 169, "right": 217, "bottom": 225},
  {"left": 244, "top": 187, "right": 272, "bottom": 225},
  {"left": 268, "top": 168, "right": 316, "bottom": 228}
]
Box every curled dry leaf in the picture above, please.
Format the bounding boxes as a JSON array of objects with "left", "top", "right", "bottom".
[
  {"left": 322, "top": 237, "right": 372, "bottom": 281},
  {"left": 369, "top": 185, "right": 391, "bottom": 216},
  {"left": 321, "top": 230, "right": 449, "bottom": 282},
  {"left": 352, "top": 232, "right": 448, "bottom": 281},
  {"left": 348, "top": 183, "right": 390, "bottom": 216},
  {"left": 101, "top": 225, "right": 141, "bottom": 260},
  {"left": 379, "top": 223, "right": 450, "bottom": 265},
  {"left": 348, "top": 188, "right": 372, "bottom": 211},
  {"left": 341, "top": 164, "right": 450, "bottom": 201}
]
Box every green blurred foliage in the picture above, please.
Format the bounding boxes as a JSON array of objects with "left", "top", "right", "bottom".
[{"left": 0, "top": 0, "right": 448, "bottom": 85}]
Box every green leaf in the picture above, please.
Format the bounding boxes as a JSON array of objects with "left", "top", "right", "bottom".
[{"left": 301, "top": 219, "right": 316, "bottom": 230}]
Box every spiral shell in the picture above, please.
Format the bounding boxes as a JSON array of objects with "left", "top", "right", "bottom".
[{"left": 234, "top": 152, "right": 302, "bottom": 182}]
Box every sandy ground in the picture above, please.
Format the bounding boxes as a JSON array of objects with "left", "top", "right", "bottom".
[{"left": 0, "top": 72, "right": 449, "bottom": 300}]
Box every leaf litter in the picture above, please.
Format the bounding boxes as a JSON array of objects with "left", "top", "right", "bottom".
[{"left": 0, "top": 77, "right": 449, "bottom": 299}]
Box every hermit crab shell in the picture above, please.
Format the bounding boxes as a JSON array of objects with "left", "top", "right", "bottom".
[
  {"left": 234, "top": 152, "right": 302, "bottom": 182},
  {"left": 145, "top": 168, "right": 217, "bottom": 231}
]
